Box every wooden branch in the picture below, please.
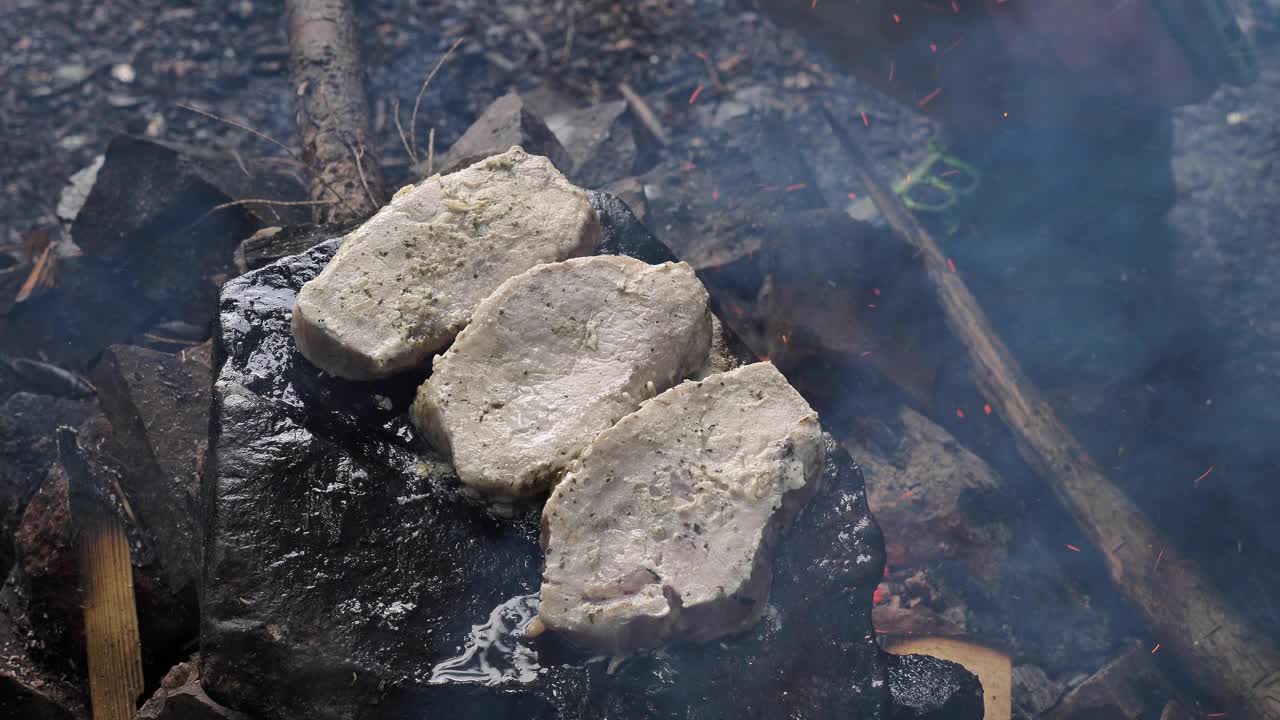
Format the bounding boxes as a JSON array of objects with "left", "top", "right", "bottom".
[
  {"left": 286, "top": 0, "right": 386, "bottom": 222},
  {"left": 58, "top": 428, "right": 144, "bottom": 720},
  {"left": 820, "top": 106, "right": 1280, "bottom": 720}
]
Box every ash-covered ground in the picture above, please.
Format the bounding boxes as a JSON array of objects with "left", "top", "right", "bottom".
[{"left": 3, "top": 0, "right": 1280, "bottom": 713}]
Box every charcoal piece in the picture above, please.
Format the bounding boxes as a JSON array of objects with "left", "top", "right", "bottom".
[
  {"left": 0, "top": 572, "right": 88, "bottom": 720},
  {"left": 1012, "top": 664, "right": 1065, "bottom": 719},
  {"left": 204, "top": 190, "right": 974, "bottom": 719},
  {"left": 0, "top": 393, "right": 91, "bottom": 579},
  {"left": 136, "top": 659, "right": 252, "bottom": 720},
  {"left": 0, "top": 136, "right": 278, "bottom": 370},
  {"left": 90, "top": 344, "right": 210, "bottom": 597},
  {"left": 547, "top": 100, "right": 638, "bottom": 188},
  {"left": 233, "top": 221, "right": 358, "bottom": 274},
  {"left": 1043, "top": 641, "right": 1174, "bottom": 719},
  {"left": 887, "top": 653, "right": 985, "bottom": 720},
  {"left": 14, "top": 465, "right": 78, "bottom": 625},
  {"left": 0, "top": 357, "right": 95, "bottom": 400},
  {"left": 437, "top": 92, "right": 572, "bottom": 176}
]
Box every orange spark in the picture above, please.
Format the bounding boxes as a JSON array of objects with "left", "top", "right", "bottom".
[
  {"left": 688, "top": 84, "right": 704, "bottom": 104},
  {"left": 1194, "top": 465, "right": 1215, "bottom": 487},
  {"left": 947, "top": 257, "right": 957, "bottom": 273},
  {"left": 892, "top": 13, "right": 901, "bottom": 23},
  {"left": 900, "top": 490, "right": 914, "bottom": 499},
  {"left": 1066, "top": 544, "right": 1081, "bottom": 552},
  {"left": 873, "top": 586, "right": 887, "bottom": 604},
  {"left": 847, "top": 191, "right": 859, "bottom": 199},
  {"left": 1151, "top": 643, "right": 1161, "bottom": 654},
  {"left": 983, "top": 404, "right": 992, "bottom": 415},
  {"left": 955, "top": 408, "right": 966, "bottom": 419},
  {"left": 860, "top": 111, "right": 870, "bottom": 127},
  {"left": 785, "top": 183, "right": 808, "bottom": 192},
  {"left": 917, "top": 87, "right": 943, "bottom": 108},
  {"left": 712, "top": 190, "right": 720, "bottom": 201},
  {"left": 873, "top": 287, "right": 881, "bottom": 296}
]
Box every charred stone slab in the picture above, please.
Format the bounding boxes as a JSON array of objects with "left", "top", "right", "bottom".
[
  {"left": 204, "top": 191, "right": 977, "bottom": 719},
  {"left": 90, "top": 344, "right": 210, "bottom": 597},
  {"left": 437, "top": 92, "right": 572, "bottom": 176}
]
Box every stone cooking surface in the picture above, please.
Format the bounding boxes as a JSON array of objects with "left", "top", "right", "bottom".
[
  {"left": 204, "top": 191, "right": 966, "bottom": 719},
  {"left": 413, "top": 255, "right": 711, "bottom": 499},
  {"left": 539, "top": 362, "right": 825, "bottom": 654},
  {"left": 291, "top": 146, "right": 601, "bottom": 380}
]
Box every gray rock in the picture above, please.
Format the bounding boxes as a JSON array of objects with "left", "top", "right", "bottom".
[
  {"left": 0, "top": 135, "right": 304, "bottom": 371},
  {"left": 539, "top": 362, "right": 825, "bottom": 654},
  {"left": 412, "top": 255, "right": 711, "bottom": 499},
  {"left": 547, "top": 100, "right": 637, "bottom": 188},
  {"left": 291, "top": 147, "right": 601, "bottom": 380},
  {"left": 90, "top": 345, "right": 210, "bottom": 597},
  {"left": 437, "top": 92, "right": 572, "bottom": 176}
]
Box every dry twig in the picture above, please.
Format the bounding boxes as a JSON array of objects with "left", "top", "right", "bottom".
[
  {"left": 409, "top": 37, "right": 464, "bottom": 164},
  {"left": 618, "top": 82, "right": 670, "bottom": 146}
]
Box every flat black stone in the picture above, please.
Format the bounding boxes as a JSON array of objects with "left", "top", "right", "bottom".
[{"left": 203, "top": 192, "right": 977, "bottom": 719}]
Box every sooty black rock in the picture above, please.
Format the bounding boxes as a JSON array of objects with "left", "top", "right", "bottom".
[{"left": 203, "top": 191, "right": 979, "bottom": 719}]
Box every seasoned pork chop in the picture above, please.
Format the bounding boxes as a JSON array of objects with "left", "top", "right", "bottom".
[
  {"left": 538, "top": 362, "right": 824, "bottom": 654},
  {"left": 412, "top": 255, "right": 712, "bottom": 498},
  {"left": 292, "top": 147, "right": 601, "bottom": 380}
]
